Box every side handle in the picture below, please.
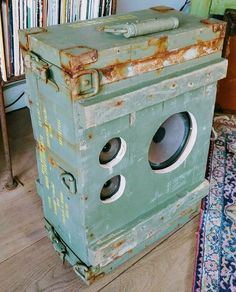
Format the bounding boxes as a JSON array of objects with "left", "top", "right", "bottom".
[{"left": 101, "top": 17, "right": 179, "bottom": 38}]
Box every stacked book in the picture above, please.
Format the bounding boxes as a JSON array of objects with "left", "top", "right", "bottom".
[{"left": 0, "top": 0, "right": 114, "bottom": 82}]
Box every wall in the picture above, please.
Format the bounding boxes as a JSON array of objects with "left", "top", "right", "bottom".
[
  {"left": 117, "top": 0, "right": 185, "bottom": 14},
  {"left": 4, "top": 81, "right": 26, "bottom": 113}
]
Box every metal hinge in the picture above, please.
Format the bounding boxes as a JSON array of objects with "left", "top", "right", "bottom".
[{"left": 24, "top": 52, "right": 59, "bottom": 91}]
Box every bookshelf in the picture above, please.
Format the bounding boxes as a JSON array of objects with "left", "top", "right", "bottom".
[
  {"left": 0, "top": 0, "right": 117, "bottom": 190},
  {"left": 0, "top": 0, "right": 117, "bottom": 82}
]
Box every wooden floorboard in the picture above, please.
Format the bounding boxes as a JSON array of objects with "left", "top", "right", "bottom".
[
  {"left": 0, "top": 109, "right": 45, "bottom": 264},
  {"left": 0, "top": 108, "right": 200, "bottom": 291},
  {"left": 100, "top": 216, "right": 198, "bottom": 292}
]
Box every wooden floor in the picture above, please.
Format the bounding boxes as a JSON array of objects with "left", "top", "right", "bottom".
[{"left": 0, "top": 108, "right": 199, "bottom": 292}]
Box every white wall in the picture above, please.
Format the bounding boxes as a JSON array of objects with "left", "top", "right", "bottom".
[
  {"left": 117, "top": 0, "right": 185, "bottom": 14},
  {"left": 4, "top": 81, "right": 26, "bottom": 113}
]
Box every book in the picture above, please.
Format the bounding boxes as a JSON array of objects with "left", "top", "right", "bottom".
[
  {"left": 0, "top": 7, "right": 7, "bottom": 81},
  {"left": 12, "top": 0, "right": 20, "bottom": 76},
  {"left": 1, "top": 0, "right": 11, "bottom": 78},
  {"left": 80, "top": 0, "right": 88, "bottom": 20}
]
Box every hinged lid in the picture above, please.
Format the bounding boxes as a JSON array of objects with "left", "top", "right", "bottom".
[{"left": 19, "top": 7, "right": 226, "bottom": 85}]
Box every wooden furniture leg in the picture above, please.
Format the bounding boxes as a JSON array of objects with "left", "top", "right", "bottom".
[{"left": 0, "top": 75, "right": 18, "bottom": 190}]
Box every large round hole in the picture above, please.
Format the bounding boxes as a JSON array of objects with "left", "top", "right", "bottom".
[
  {"left": 100, "top": 175, "right": 126, "bottom": 203},
  {"left": 99, "top": 137, "right": 127, "bottom": 168},
  {"left": 148, "top": 112, "right": 197, "bottom": 173}
]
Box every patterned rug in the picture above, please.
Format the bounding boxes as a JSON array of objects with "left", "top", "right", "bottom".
[{"left": 193, "top": 115, "right": 236, "bottom": 292}]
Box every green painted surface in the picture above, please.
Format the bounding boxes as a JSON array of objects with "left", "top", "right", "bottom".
[
  {"left": 191, "top": 0, "right": 236, "bottom": 17},
  {"left": 19, "top": 8, "right": 228, "bottom": 284},
  {"left": 211, "top": 0, "right": 236, "bottom": 15},
  {"left": 190, "top": 0, "right": 212, "bottom": 18}
]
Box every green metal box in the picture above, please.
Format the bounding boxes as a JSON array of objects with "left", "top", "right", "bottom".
[{"left": 19, "top": 7, "right": 227, "bottom": 284}]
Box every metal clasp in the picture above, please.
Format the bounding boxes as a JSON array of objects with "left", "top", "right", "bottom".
[{"left": 24, "top": 52, "right": 59, "bottom": 91}]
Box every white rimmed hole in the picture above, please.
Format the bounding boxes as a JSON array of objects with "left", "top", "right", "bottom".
[
  {"left": 99, "top": 137, "right": 127, "bottom": 168},
  {"left": 100, "top": 175, "right": 126, "bottom": 204},
  {"left": 148, "top": 112, "right": 197, "bottom": 174}
]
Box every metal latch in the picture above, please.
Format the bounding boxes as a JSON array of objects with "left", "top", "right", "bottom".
[
  {"left": 24, "top": 52, "right": 59, "bottom": 91},
  {"left": 60, "top": 172, "right": 77, "bottom": 195},
  {"left": 45, "top": 221, "right": 67, "bottom": 262}
]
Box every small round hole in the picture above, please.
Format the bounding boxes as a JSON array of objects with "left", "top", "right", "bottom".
[
  {"left": 171, "top": 83, "right": 177, "bottom": 89},
  {"left": 99, "top": 137, "right": 127, "bottom": 168},
  {"left": 100, "top": 175, "right": 126, "bottom": 203},
  {"left": 188, "top": 82, "right": 194, "bottom": 87}
]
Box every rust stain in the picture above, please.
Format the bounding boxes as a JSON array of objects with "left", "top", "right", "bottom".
[
  {"left": 88, "top": 133, "right": 93, "bottom": 139},
  {"left": 101, "top": 36, "right": 168, "bottom": 82},
  {"left": 60, "top": 46, "right": 98, "bottom": 75},
  {"left": 101, "top": 63, "right": 127, "bottom": 83},
  {"left": 48, "top": 157, "right": 57, "bottom": 167},
  {"left": 87, "top": 272, "right": 105, "bottom": 284},
  {"left": 149, "top": 36, "right": 169, "bottom": 53},
  {"left": 113, "top": 239, "right": 125, "bottom": 249},
  {"left": 200, "top": 19, "right": 226, "bottom": 38},
  {"left": 37, "top": 142, "right": 46, "bottom": 153},
  {"left": 100, "top": 37, "right": 224, "bottom": 85},
  {"left": 150, "top": 6, "right": 175, "bottom": 13},
  {"left": 65, "top": 35, "right": 224, "bottom": 101},
  {"left": 114, "top": 100, "right": 124, "bottom": 107}
]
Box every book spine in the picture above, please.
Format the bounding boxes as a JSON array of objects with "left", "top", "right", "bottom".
[
  {"left": 42, "top": 0, "right": 47, "bottom": 26},
  {"left": 8, "top": 0, "right": 14, "bottom": 76},
  {"left": 2, "top": 1, "right": 11, "bottom": 78},
  {"left": 19, "top": 0, "right": 24, "bottom": 75},
  {"left": 0, "top": 8, "right": 7, "bottom": 81},
  {"left": 39, "top": 0, "right": 43, "bottom": 27},
  {"left": 102, "top": 0, "right": 105, "bottom": 17},
  {"left": 12, "top": 0, "right": 20, "bottom": 76},
  {"left": 80, "top": 0, "right": 87, "bottom": 20},
  {"left": 60, "top": 0, "right": 66, "bottom": 24},
  {"left": 74, "top": 0, "right": 81, "bottom": 22},
  {"left": 109, "top": 0, "right": 112, "bottom": 15},
  {"left": 94, "top": 0, "right": 99, "bottom": 18}
]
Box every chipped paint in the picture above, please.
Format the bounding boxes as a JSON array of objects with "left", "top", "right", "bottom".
[
  {"left": 100, "top": 37, "right": 224, "bottom": 86},
  {"left": 200, "top": 19, "right": 227, "bottom": 38},
  {"left": 88, "top": 181, "right": 209, "bottom": 267},
  {"left": 60, "top": 46, "right": 98, "bottom": 75}
]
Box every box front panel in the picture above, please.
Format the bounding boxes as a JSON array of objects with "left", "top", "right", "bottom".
[{"left": 81, "top": 84, "right": 217, "bottom": 246}]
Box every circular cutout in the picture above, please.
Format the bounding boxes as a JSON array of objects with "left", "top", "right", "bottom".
[
  {"left": 100, "top": 175, "right": 126, "bottom": 204},
  {"left": 99, "top": 137, "right": 127, "bottom": 168},
  {"left": 148, "top": 112, "right": 197, "bottom": 173}
]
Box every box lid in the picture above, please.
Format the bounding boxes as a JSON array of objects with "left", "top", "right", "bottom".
[{"left": 19, "top": 7, "right": 226, "bottom": 86}]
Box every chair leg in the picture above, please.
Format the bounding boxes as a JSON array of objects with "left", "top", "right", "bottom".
[{"left": 0, "top": 79, "right": 18, "bottom": 190}]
